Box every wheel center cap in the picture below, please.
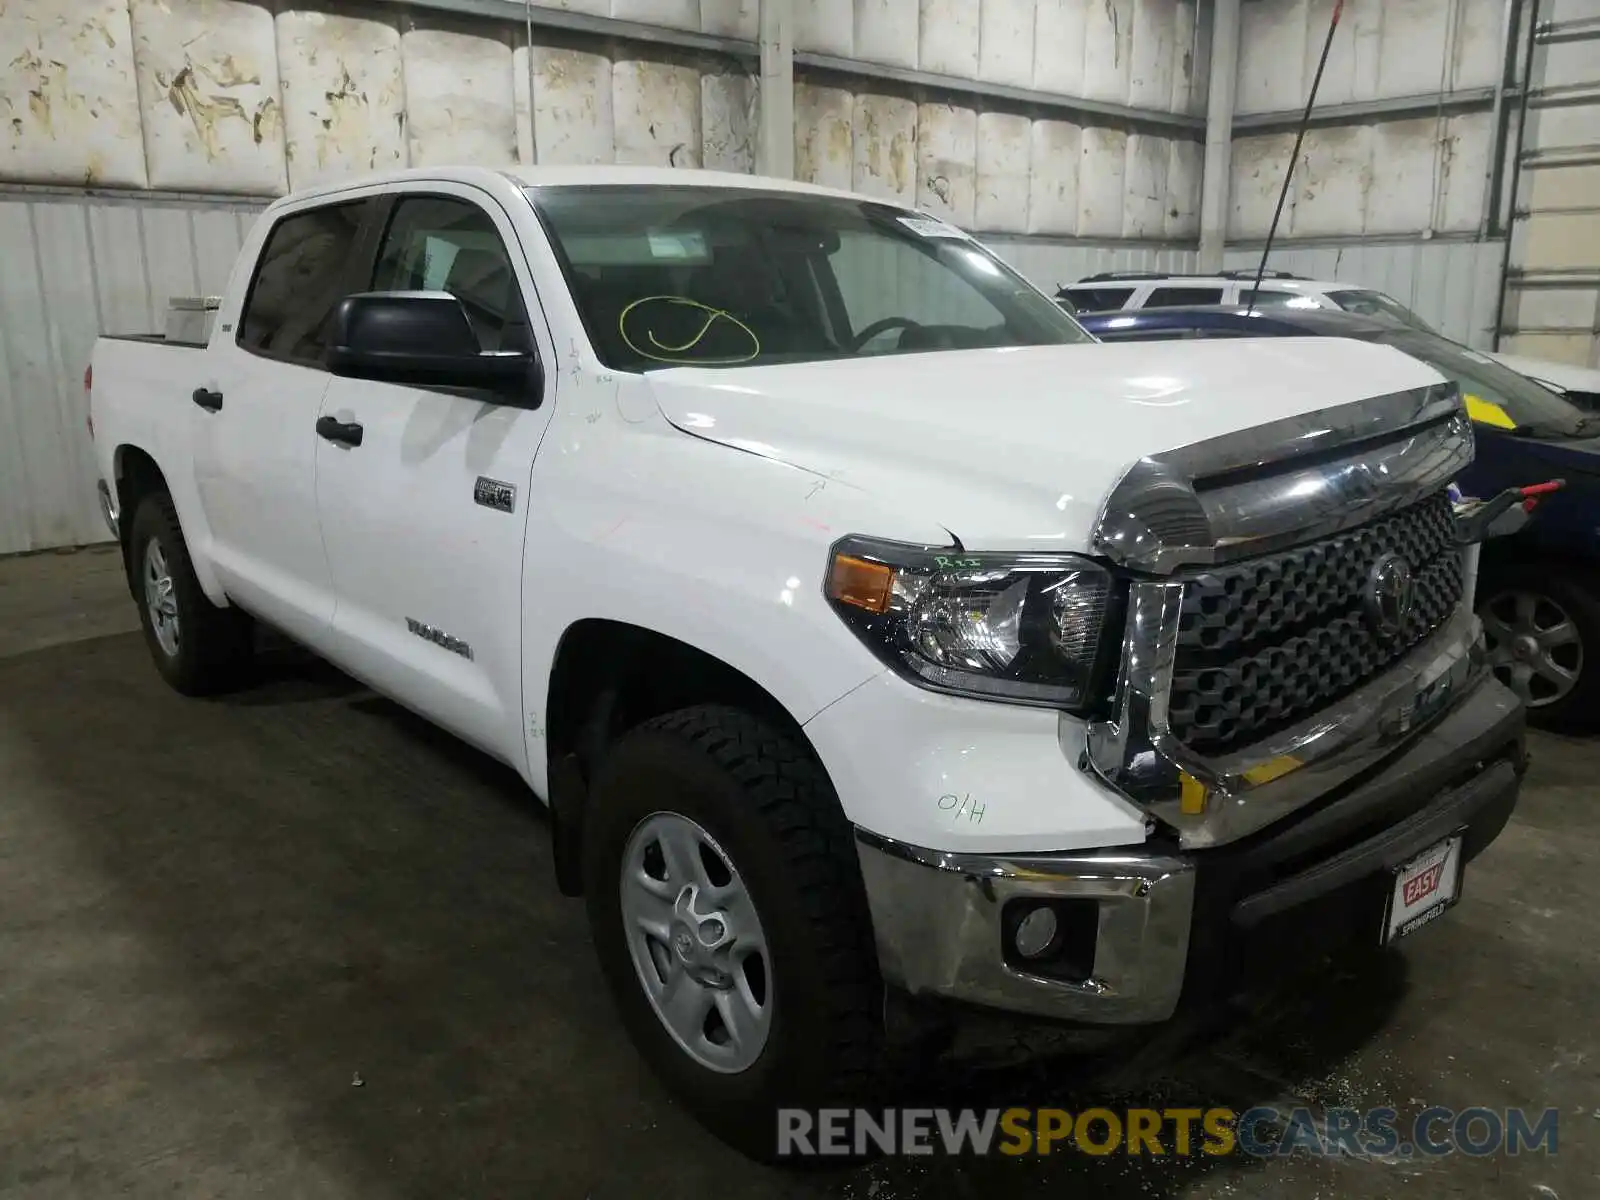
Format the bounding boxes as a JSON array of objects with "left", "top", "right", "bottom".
[{"left": 1513, "top": 633, "right": 1540, "bottom": 662}]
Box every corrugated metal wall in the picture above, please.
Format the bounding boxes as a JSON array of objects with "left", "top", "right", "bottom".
[
  {"left": 1220, "top": 239, "right": 1507, "bottom": 348},
  {"left": 0, "top": 191, "right": 262, "bottom": 555}
]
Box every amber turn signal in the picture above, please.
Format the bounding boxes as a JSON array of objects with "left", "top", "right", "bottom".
[{"left": 827, "top": 554, "right": 895, "bottom": 614}]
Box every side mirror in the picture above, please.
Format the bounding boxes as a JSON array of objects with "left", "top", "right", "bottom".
[{"left": 326, "top": 291, "right": 539, "bottom": 397}]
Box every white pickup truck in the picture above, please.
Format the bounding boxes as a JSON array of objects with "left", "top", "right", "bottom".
[{"left": 89, "top": 165, "right": 1527, "bottom": 1158}]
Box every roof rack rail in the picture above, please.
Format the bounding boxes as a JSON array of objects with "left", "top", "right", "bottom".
[
  {"left": 1073, "top": 271, "right": 1172, "bottom": 283},
  {"left": 1218, "top": 268, "right": 1305, "bottom": 281}
]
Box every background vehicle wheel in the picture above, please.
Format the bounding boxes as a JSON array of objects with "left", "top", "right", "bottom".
[
  {"left": 127, "top": 491, "right": 254, "bottom": 696},
  {"left": 583, "top": 704, "right": 882, "bottom": 1161},
  {"left": 1479, "top": 566, "right": 1600, "bottom": 733}
]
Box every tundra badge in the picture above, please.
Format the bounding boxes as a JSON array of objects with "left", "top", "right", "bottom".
[
  {"left": 474, "top": 476, "right": 517, "bottom": 513},
  {"left": 406, "top": 617, "right": 473, "bottom": 660}
]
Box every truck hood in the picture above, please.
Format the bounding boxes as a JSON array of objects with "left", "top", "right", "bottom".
[{"left": 643, "top": 338, "right": 1446, "bottom": 549}]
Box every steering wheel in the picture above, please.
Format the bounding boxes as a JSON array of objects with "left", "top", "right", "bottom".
[{"left": 849, "top": 316, "right": 923, "bottom": 352}]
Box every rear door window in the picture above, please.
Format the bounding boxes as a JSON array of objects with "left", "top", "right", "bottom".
[
  {"left": 1144, "top": 286, "right": 1225, "bottom": 308},
  {"left": 1064, "top": 287, "right": 1136, "bottom": 312},
  {"left": 238, "top": 200, "right": 367, "bottom": 366}
]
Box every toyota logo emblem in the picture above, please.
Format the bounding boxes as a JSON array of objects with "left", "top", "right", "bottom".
[{"left": 1364, "top": 553, "right": 1415, "bottom": 634}]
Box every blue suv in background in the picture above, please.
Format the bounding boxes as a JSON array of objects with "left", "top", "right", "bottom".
[{"left": 1078, "top": 304, "right": 1600, "bottom": 733}]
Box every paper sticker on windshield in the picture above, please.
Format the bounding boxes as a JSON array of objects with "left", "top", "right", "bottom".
[
  {"left": 898, "top": 215, "right": 968, "bottom": 240},
  {"left": 1463, "top": 392, "right": 1516, "bottom": 430}
]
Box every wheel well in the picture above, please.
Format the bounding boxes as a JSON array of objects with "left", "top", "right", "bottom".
[
  {"left": 113, "top": 446, "right": 168, "bottom": 583},
  {"left": 543, "top": 620, "right": 828, "bottom": 897},
  {"left": 547, "top": 619, "right": 813, "bottom": 774}
]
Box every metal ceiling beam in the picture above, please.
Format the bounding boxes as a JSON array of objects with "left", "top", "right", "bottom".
[
  {"left": 1231, "top": 87, "right": 1501, "bottom": 135},
  {"left": 392, "top": 0, "right": 759, "bottom": 59},
  {"left": 1535, "top": 15, "right": 1600, "bottom": 43},
  {"left": 792, "top": 53, "right": 1206, "bottom": 138}
]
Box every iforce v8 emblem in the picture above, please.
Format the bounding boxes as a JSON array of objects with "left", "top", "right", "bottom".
[{"left": 474, "top": 476, "right": 517, "bottom": 513}]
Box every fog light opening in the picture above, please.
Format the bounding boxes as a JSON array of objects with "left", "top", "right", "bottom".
[{"left": 1013, "top": 904, "right": 1061, "bottom": 959}]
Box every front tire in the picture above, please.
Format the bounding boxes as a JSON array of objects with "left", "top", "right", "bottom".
[
  {"left": 127, "top": 491, "right": 253, "bottom": 696},
  {"left": 583, "top": 705, "right": 882, "bottom": 1162}
]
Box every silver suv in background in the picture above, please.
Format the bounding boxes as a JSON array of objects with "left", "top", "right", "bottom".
[{"left": 1057, "top": 271, "right": 1600, "bottom": 409}]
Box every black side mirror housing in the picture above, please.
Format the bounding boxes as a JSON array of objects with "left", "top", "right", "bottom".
[{"left": 327, "top": 291, "right": 539, "bottom": 399}]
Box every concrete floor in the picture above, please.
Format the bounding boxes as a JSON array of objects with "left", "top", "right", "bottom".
[{"left": 1, "top": 544, "right": 1595, "bottom": 1199}]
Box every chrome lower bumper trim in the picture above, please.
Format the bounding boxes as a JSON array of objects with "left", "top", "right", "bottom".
[
  {"left": 96, "top": 479, "right": 119, "bottom": 539},
  {"left": 1087, "top": 593, "right": 1487, "bottom": 850},
  {"left": 854, "top": 830, "right": 1195, "bottom": 1025}
]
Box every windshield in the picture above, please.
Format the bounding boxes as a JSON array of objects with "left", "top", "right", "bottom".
[
  {"left": 1376, "top": 328, "right": 1593, "bottom": 437},
  {"left": 1328, "top": 288, "right": 1437, "bottom": 332},
  {"left": 529, "top": 186, "right": 1091, "bottom": 371}
]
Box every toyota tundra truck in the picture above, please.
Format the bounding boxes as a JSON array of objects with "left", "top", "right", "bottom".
[{"left": 88, "top": 165, "right": 1526, "bottom": 1159}]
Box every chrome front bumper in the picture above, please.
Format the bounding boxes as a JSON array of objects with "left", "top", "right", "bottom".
[
  {"left": 857, "top": 673, "right": 1525, "bottom": 1027},
  {"left": 855, "top": 832, "right": 1196, "bottom": 1025}
]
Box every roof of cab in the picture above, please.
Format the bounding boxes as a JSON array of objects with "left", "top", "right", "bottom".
[{"left": 267, "top": 164, "right": 885, "bottom": 209}]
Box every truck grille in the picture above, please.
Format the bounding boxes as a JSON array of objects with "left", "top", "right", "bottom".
[{"left": 1167, "top": 491, "right": 1462, "bottom": 756}]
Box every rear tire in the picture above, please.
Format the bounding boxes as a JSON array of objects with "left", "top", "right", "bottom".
[
  {"left": 1479, "top": 563, "right": 1600, "bottom": 733},
  {"left": 127, "top": 491, "right": 254, "bottom": 696},
  {"left": 583, "top": 704, "right": 882, "bottom": 1162}
]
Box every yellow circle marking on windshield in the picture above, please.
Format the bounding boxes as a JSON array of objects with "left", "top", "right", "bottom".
[
  {"left": 619, "top": 296, "right": 761, "bottom": 365},
  {"left": 1463, "top": 391, "right": 1516, "bottom": 430}
]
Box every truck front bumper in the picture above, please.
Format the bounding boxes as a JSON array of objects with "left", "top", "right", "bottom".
[{"left": 855, "top": 676, "right": 1526, "bottom": 1026}]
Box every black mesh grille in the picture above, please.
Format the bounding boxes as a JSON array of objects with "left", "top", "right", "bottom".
[{"left": 1168, "top": 491, "right": 1461, "bottom": 756}]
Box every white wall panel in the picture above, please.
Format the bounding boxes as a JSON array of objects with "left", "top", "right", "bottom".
[
  {"left": 0, "top": 0, "right": 147, "bottom": 188},
  {"left": 1077, "top": 126, "right": 1127, "bottom": 236},
  {"left": 1164, "top": 138, "right": 1201, "bottom": 238},
  {"left": 980, "top": 0, "right": 1037, "bottom": 87},
  {"left": 701, "top": 71, "right": 756, "bottom": 173},
  {"left": 975, "top": 112, "right": 1032, "bottom": 233},
  {"left": 130, "top": 0, "right": 287, "bottom": 193},
  {"left": 1122, "top": 132, "right": 1168, "bottom": 237},
  {"left": 613, "top": 60, "right": 701, "bottom": 166},
  {"left": 1027, "top": 119, "right": 1082, "bottom": 235},
  {"left": 795, "top": 84, "right": 855, "bottom": 189},
  {"left": 916, "top": 102, "right": 977, "bottom": 225},
  {"left": 796, "top": 0, "right": 854, "bottom": 55},
  {"left": 0, "top": 193, "right": 265, "bottom": 555},
  {"left": 1128, "top": 0, "right": 1176, "bottom": 110},
  {"left": 1229, "top": 114, "right": 1493, "bottom": 240},
  {"left": 855, "top": 0, "right": 918, "bottom": 68},
  {"left": 401, "top": 28, "right": 517, "bottom": 168},
  {"left": 276, "top": 11, "right": 406, "bottom": 190},
  {"left": 521, "top": 46, "right": 615, "bottom": 165},
  {"left": 993, "top": 238, "right": 1198, "bottom": 292},
  {"left": 851, "top": 93, "right": 918, "bottom": 204},
  {"left": 700, "top": 0, "right": 759, "bottom": 39},
  {"left": 1034, "top": 0, "right": 1089, "bottom": 97},
  {"left": 919, "top": 0, "right": 980, "bottom": 78},
  {"left": 1082, "top": 0, "right": 1134, "bottom": 103},
  {"left": 1237, "top": 0, "right": 1505, "bottom": 115}
]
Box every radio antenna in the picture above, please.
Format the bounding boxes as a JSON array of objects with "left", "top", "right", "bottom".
[{"left": 1247, "top": 0, "right": 1346, "bottom": 307}]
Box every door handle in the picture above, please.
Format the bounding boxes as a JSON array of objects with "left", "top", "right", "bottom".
[
  {"left": 315, "top": 415, "right": 364, "bottom": 447},
  {"left": 192, "top": 387, "right": 223, "bottom": 412}
]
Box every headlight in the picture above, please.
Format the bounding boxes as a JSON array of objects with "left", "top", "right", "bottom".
[{"left": 823, "top": 536, "right": 1118, "bottom": 709}]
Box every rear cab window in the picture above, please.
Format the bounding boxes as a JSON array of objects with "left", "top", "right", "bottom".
[{"left": 237, "top": 200, "right": 367, "bottom": 366}]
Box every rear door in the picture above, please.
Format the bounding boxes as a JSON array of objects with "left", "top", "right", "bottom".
[
  {"left": 193, "top": 197, "right": 370, "bottom": 648},
  {"left": 313, "top": 184, "right": 557, "bottom": 765}
]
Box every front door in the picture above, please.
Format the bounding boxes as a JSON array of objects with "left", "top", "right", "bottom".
[
  {"left": 192, "top": 198, "right": 370, "bottom": 649},
  {"left": 314, "top": 186, "right": 556, "bottom": 766}
]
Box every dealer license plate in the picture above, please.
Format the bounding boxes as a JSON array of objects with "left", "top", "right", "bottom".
[{"left": 1382, "top": 836, "right": 1464, "bottom": 944}]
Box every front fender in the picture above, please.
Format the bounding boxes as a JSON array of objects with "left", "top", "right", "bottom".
[{"left": 519, "top": 408, "right": 951, "bottom": 802}]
